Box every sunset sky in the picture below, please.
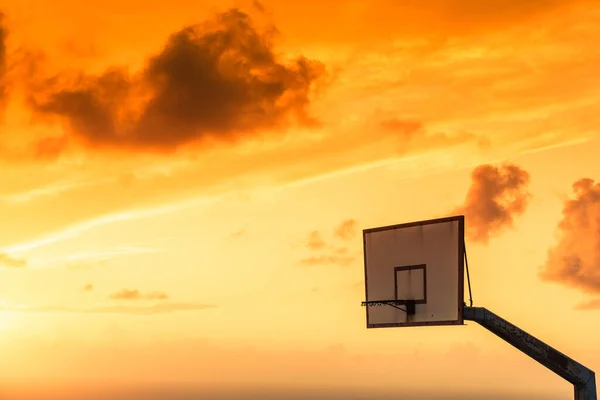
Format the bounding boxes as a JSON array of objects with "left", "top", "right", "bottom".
[{"left": 1, "top": 0, "right": 600, "bottom": 399}]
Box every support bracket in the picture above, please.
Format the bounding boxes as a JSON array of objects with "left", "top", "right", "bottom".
[{"left": 464, "top": 307, "right": 596, "bottom": 400}]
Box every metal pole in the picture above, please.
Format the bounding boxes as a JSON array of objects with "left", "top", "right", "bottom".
[{"left": 464, "top": 307, "right": 596, "bottom": 400}]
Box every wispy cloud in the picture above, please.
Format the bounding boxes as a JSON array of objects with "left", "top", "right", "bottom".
[
  {"left": 519, "top": 136, "right": 591, "bottom": 156},
  {"left": 0, "top": 179, "right": 108, "bottom": 205},
  {"left": 65, "top": 260, "right": 107, "bottom": 271},
  {"left": 575, "top": 298, "right": 600, "bottom": 311},
  {"left": 0, "top": 303, "right": 216, "bottom": 315},
  {"left": 61, "top": 246, "right": 162, "bottom": 262},
  {"left": 2, "top": 196, "right": 218, "bottom": 253},
  {"left": 0, "top": 252, "right": 26, "bottom": 268},
  {"left": 298, "top": 219, "right": 360, "bottom": 267},
  {"left": 26, "top": 244, "right": 165, "bottom": 269},
  {"left": 333, "top": 219, "right": 358, "bottom": 241},
  {"left": 298, "top": 255, "right": 356, "bottom": 268},
  {"left": 307, "top": 231, "right": 326, "bottom": 250},
  {"left": 109, "top": 289, "right": 169, "bottom": 301}
]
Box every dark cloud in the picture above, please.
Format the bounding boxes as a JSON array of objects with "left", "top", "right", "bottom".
[
  {"left": 109, "top": 289, "right": 169, "bottom": 301},
  {"left": 0, "top": 302, "right": 215, "bottom": 315},
  {"left": 0, "top": 252, "right": 26, "bottom": 268},
  {"left": 539, "top": 179, "right": 600, "bottom": 297},
  {"left": 333, "top": 219, "right": 358, "bottom": 241},
  {"left": 307, "top": 231, "right": 326, "bottom": 250},
  {"left": 82, "top": 284, "right": 93, "bottom": 292},
  {"left": 454, "top": 163, "right": 531, "bottom": 244},
  {"left": 28, "top": 8, "right": 326, "bottom": 153}
]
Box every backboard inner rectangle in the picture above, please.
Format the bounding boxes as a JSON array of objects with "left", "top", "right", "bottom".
[{"left": 394, "top": 264, "right": 426, "bottom": 304}]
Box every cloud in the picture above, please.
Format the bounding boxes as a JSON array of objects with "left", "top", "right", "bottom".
[
  {"left": 539, "top": 179, "right": 600, "bottom": 296},
  {"left": 333, "top": 219, "right": 358, "bottom": 241},
  {"left": 0, "top": 252, "right": 26, "bottom": 268},
  {"left": 27, "top": 8, "right": 326, "bottom": 153},
  {"left": 575, "top": 298, "right": 600, "bottom": 311},
  {"left": 298, "top": 255, "right": 356, "bottom": 267},
  {"left": 380, "top": 118, "right": 490, "bottom": 152},
  {"left": 267, "top": 0, "right": 582, "bottom": 46},
  {"left": 0, "top": 302, "right": 215, "bottom": 315},
  {"left": 307, "top": 231, "right": 326, "bottom": 250},
  {"left": 0, "top": 12, "right": 7, "bottom": 109},
  {"left": 65, "top": 260, "right": 107, "bottom": 271},
  {"left": 379, "top": 119, "right": 423, "bottom": 137},
  {"left": 45, "top": 246, "right": 163, "bottom": 267},
  {"left": 82, "top": 284, "right": 93, "bottom": 292},
  {"left": 230, "top": 229, "right": 246, "bottom": 239},
  {"left": 2, "top": 1, "right": 592, "bottom": 256},
  {"left": 453, "top": 163, "right": 531, "bottom": 244},
  {"left": 299, "top": 219, "right": 359, "bottom": 267},
  {"left": 109, "top": 289, "right": 169, "bottom": 301}
]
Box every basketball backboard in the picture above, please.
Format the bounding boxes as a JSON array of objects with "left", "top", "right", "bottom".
[{"left": 362, "top": 215, "right": 465, "bottom": 328}]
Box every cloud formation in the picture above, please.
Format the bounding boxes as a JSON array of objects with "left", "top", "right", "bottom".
[
  {"left": 379, "top": 119, "right": 423, "bottom": 137},
  {"left": 333, "top": 219, "right": 358, "bottom": 241},
  {"left": 379, "top": 118, "right": 490, "bottom": 153},
  {"left": 299, "top": 219, "right": 359, "bottom": 267},
  {"left": 0, "top": 252, "right": 26, "bottom": 268},
  {"left": 539, "top": 179, "right": 600, "bottom": 298},
  {"left": 27, "top": 8, "right": 326, "bottom": 153},
  {"left": 82, "top": 284, "right": 93, "bottom": 292},
  {"left": 307, "top": 231, "right": 326, "bottom": 250},
  {"left": 454, "top": 163, "right": 531, "bottom": 244},
  {"left": 0, "top": 303, "right": 215, "bottom": 315},
  {"left": 575, "top": 298, "right": 600, "bottom": 311},
  {"left": 109, "top": 289, "right": 169, "bottom": 300}
]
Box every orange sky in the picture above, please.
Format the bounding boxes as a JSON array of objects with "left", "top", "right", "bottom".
[{"left": 1, "top": 1, "right": 600, "bottom": 399}]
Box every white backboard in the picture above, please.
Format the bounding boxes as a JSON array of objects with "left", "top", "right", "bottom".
[{"left": 363, "top": 216, "right": 464, "bottom": 328}]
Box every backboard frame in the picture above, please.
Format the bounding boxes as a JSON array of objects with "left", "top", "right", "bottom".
[{"left": 362, "top": 215, "right": 465, "bottom": 328}]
